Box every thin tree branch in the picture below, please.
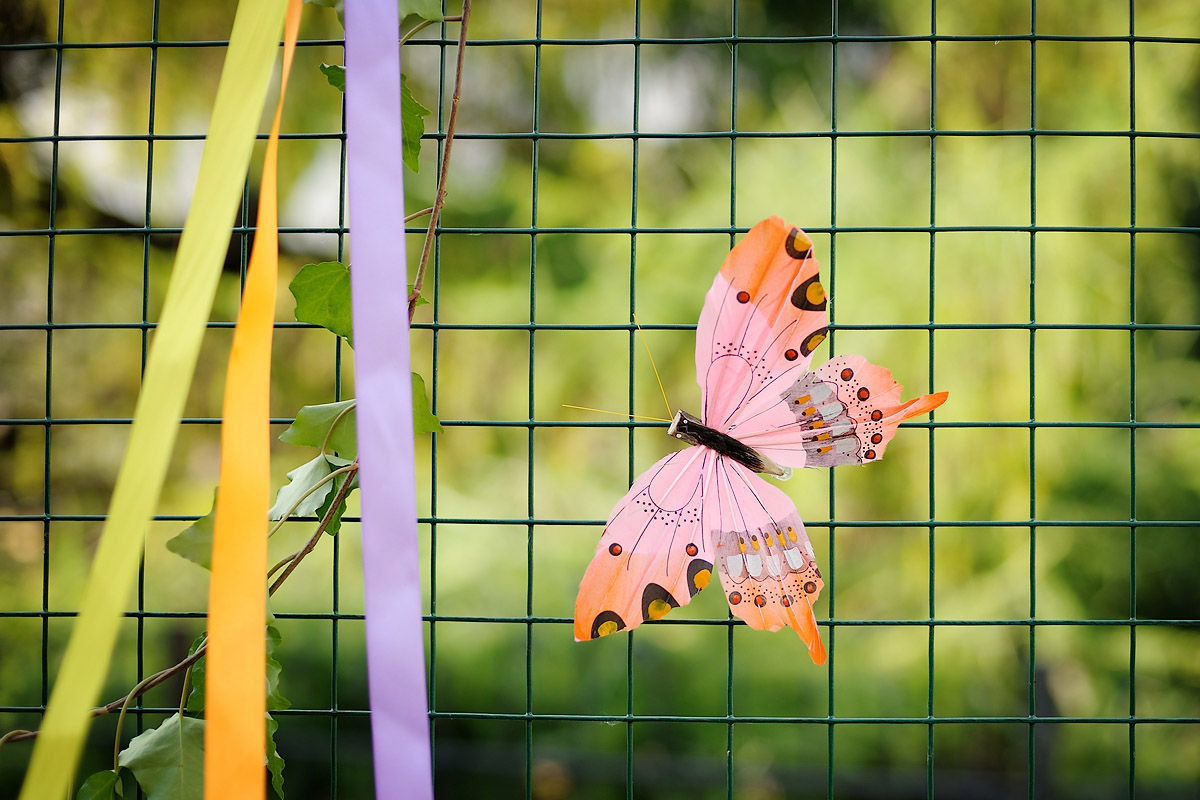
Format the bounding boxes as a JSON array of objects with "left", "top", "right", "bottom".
[
  {"left": 409, "top": 0, "right": 471, "bottom": 321},
  {"left": 2, "top": 645, "right": 209, "bottom": 746},
  {"left": 269, "top": 462, "right": 359, "bottom": 595}
]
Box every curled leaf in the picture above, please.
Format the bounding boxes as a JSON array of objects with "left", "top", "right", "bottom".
[{"left": 268, "top": 455, "right": 335, "bottom": 521}]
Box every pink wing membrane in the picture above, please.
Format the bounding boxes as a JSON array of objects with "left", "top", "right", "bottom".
[
  {"left": 705, "top": 458, "right": 826, "bottom": 664},
  {"left": 574, "top": 448, "right": 716, "bottom": 641},
  {"left": 696, "top": 217, "right": 829, "bottom": 435},
  {"left": 737, "top": 354, "right": 948, "bottom": 468}
]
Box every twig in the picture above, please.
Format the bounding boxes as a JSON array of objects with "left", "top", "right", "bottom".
[
  {"left": 409, "top": 0, "right": 471, "bottom": 321},
  {"left": 319, "top": 402, "right": 358, "bottom": 454},
  {"left": 267, "top": 464, "right": 357, "bottom": 540},
  {"left": 0, "top": 729, "right": 34, "bottom": 752},
  {"left": 6, "top": 455, "right": 358, "bottom": 750},
  {"left": 269, "top": 462, "right": 359, "bottom": 595},
  {"left": 2, "top": 646, "right": 208, "bottom": 746},
  {"left": 400, "top": 15, "right": 464, "bottom": 47}
]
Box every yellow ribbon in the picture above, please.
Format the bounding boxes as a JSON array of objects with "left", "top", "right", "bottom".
[
  {"left": 18, "top": 2, "right": 289, "bottom": 798},
  {"left": 205, "top": 2, "right": 301, "bottom": 798}
]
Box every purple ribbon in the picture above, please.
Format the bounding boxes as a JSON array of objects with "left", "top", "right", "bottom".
[{"left": 345, "top": 3, "right": 433, "bottom": 797}]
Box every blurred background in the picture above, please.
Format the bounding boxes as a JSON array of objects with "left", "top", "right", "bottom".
[{"left": 1, "top": 1, "right": 1198, "bottom": 798}]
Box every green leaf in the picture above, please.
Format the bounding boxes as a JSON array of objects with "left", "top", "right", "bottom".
[
  {"left": 319, "top": 65, "right": 436, "bottom": 189},
  {"left": 77, "top": 770, "right": 121, "bottom": 800},
  {"left": 412, "top": 372, "right": 444, "bottom": 434},
  {"left": 265, "top": 624, "right": 291, "bottom": 713},
  {"left": 291, "top": 261, "right": 354, "bottom": 345},
  {"left": 304, "top": 0, "right": 344, "bottom": 26},
  {"left": 401, "top": 74, "right": 431, "bottom": 173},
  {"left": 400, "top": 0, "right": 444, "bottom": 23},
  {"left": 186, "top": 627, "right": 288, "bottom": 718},
  {"left": 266, "top": 714, "right": 286, "bottom": 799},
  {"left": 166, "top": 502, "right": 215, "bottom": 571},
  {"left": 268, "top": 455, "right": 334, "bottom": 521},
  {"left": 315, "top": 470, "right": 357, "bottom": 536},
  {"left": 280, "top": 399, "right": 358, "bottom": 459},
  {"left": 319, "top": 62, "right": 345, "bottom": 92},
  {"left": 184, "top": 634, "right": 207, "bottom": 716},
  {"left": 117, "top": 714, "right": 204, "bottom": 800},
  {"left": 409, "top": 282, "right": 429, "bottom": 307}
]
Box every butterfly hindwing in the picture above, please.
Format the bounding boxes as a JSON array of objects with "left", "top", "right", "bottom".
[
  {"left": 736, "top": 354, "right": 949, "bottom": 468},
  {"left": 696, "top": 217, "right": 829, "bottom": 434},
  {"left": 574, "top": 448, "right": 715, "bottom": 641},
  {"left": 706, "top": 457, "right": 826, "bottom": 664}
]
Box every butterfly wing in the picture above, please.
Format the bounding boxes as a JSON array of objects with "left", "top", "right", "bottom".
[
  {"left": 574, "top": 447, "right": 716, "bottom": 641},
  {"left": 695, "top": 217, "right": 829, "bottom": 436},
  {"left": 706, "top": 456, "right": 826, "bottom": 664},
  {"left": 735, "top": 354, "right": 949, "bottom": 468}
]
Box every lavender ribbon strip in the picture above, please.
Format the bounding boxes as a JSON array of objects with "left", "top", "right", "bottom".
[{"left": 345, "top": 3, "right": 433, "bottom": 797}]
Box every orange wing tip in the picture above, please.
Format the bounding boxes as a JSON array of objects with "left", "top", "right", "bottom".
[
  {"left": 786, "top": 598, "right": 827, "bottom": 665},
  {"left": 897, "top": 390, "right": 948, "bottom": 421},
  {"left": 808, "top": 635, "right": 827, "bottom": 665}
]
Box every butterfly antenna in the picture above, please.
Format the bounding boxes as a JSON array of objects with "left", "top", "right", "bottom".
[
  {"left": 561, "top": 404, "right": 671, "bottom": 423},
  {"left": 632, "top": 313, "right": 674, "bottom": 421}
]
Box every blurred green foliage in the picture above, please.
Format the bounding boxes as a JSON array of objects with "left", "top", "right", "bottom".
[{"left": 1, "top": 0, "right": 1198, "bottom": 798}]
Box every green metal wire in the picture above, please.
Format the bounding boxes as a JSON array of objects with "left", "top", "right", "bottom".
[{"left": 3, "top": 1, "right": 1200, "bottom": 798}]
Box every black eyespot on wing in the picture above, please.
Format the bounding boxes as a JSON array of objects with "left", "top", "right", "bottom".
[
  {"left": 790, "top": 274, "right": 827, "bottom": 311},
  {"left": 799, "top": 327, "right": 829, "bottom": 357},
  {"left": 686, "top": 559, "right": 713, "bottom": 597},
  {"left": 784, "top": 227, "right": 812, "bottom": 260},
  {"left": 641, "top": 583, "right": 680, "bottom": 622},
  {"left": 589, "top": 610, "right": 626, "bottom": 639}
]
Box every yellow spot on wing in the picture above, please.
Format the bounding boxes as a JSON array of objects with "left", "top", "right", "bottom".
[{"left": 647, "top": 599, "right": 673, "bottom": 620}]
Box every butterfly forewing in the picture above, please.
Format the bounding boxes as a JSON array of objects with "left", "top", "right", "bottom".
[{"left": 695, "top": 217, "right": 829, "bottom": 438}]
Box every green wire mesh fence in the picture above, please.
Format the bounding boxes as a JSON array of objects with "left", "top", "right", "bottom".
[{"left": 1, "top": 1, "right": 1199, "bottom": 798}]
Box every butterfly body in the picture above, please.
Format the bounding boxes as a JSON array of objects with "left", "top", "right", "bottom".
[
  {"left": 668, "top": 409, "right": 790, "bottom": 479},
  {"left": 574, "top": 217, "right": 947, "bottom": 665}
]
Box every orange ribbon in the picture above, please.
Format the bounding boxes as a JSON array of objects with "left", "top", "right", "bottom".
[{"left": 204, "top": 2, "right": 301, "bottom": 798}]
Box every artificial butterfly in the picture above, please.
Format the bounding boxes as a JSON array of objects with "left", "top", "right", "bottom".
[{"left": 573, "top": 217, "right": 947, "bottom": 665}]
